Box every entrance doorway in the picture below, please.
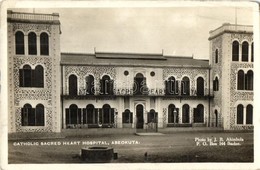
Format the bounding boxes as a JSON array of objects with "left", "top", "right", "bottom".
[{"left": 136, "top": 104, "right": 144, "bottom": 129}]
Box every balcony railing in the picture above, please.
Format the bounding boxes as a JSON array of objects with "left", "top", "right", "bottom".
[
  {"left": 62, "top": 88, "right": 214, "bottom": 99},
  {"left": 7, "top": 10, "right": 59, "bottom": 21}
]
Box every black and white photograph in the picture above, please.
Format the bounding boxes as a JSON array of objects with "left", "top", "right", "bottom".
[{"left": 0, "top": 1, "right": 259, "bottom": 170}]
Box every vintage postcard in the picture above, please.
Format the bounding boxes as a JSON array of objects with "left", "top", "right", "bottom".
[{"left": 0, "top": 1, "right": 259, "bottom": 170}]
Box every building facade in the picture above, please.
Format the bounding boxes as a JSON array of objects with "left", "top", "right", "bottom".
[
  {"left": 7, "top": 11, "right": 254, "bottom": 133},
  {"left": 209, "top": 24, "right": 254, "bottom": 130}
]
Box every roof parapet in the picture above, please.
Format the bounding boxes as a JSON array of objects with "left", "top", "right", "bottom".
[
  {"left": 209, "top": 23, "right": 253, "bottom": 40},
  {"left": 7, "top": 10, "right": 60, "bottom": 24}
]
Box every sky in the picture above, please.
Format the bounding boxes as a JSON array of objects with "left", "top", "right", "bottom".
[{"left": 13, "top": 5, "right": 254, "bottom": 59}]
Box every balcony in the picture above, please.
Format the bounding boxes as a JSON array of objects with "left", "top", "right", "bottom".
[{"left": 61, "top": 88, "right": 214, "bottom": 99}]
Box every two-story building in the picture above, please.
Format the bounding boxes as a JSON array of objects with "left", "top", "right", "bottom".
[{"left": 7, "top": 10, "right": 254, "bottom": 133}]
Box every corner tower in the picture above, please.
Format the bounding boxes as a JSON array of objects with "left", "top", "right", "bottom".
[
  {"left": 7, "top": 10, "right": 61, "bottom": 132},
  {"left": 209, "top": 23, "right": 253, "bottom": 130}
]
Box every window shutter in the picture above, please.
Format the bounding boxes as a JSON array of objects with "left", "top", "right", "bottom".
[
  {"left": 28, "top": 108, "right": 36, "bottom": 126},
  {"left": 95, "top": 108, "right": 98, "bottom": 124},
  {"left": 187, "top": 81, "right": 190, "bottom": 95},
  {"left": 245, "top": 73, "right": 248, "bottom": 90},
  {"left": 19, "top": 69, "right": 24, "bottom": 87},
  {"left": 164, "top": 80, "right": 168, "bottom": 95},
  {"left": 35, "top": 66, "right": 44, "bottom": 88},
  {"left": 176, "top": 80, "right": 179, "bottom": 94},
  {"left": 85, "top": 76, "right": 90, "bottom": 94},
  {"left": 213, "top": 80, "right": 216, "bottom": 91},
  {"left": 91, "top": 80, "right": 95, "bottom": 95},
  {"left": 111, "top": 108, "right": 115, "bottom": 123},
  {"left": 21, "top": 108, "right": 25, "bottom": 126},
  {"left": 168, "top": 80, "right": 172, "bottom": 95},
  {"left": 130, "top": 112, "right": 133, "bottom": 123},
  {"left": 39, "top": 68, "right": 44, "bottom": 87},
  {"left": 99, "top": 108, "right": 103, "bottom": 124},
  {"left": 155, "top": 112, "right": 158, "bottom": 123},
  {"left": 83, "top": 108, "right": 87, "bottom": 124},
  {"left": 65, "top": 108, "right": 70, "bottom": 125},
  {"left": 36, "top": 105, "right": 44, "bottom": 126},
  {"left": 181, "top": 81, "right": 184, "bottom": 95},
  {"left": 31, "top": 69, "right": 35, "bottom": 87},
  {"left": 110, "top": 80, "right": 114, "bottom": 95},
  {"left": 193, "top": 108, "right": 197, "bottom": 123},
  {"left": 78, "top": 109, "right": 82, "bottom": 124},
  {"left": 99, "top": 79, "right": 103, "bottom": 95}
]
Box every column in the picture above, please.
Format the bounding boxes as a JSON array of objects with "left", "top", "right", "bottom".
[
  {"left": 63, "top": 107, "right": 66, "bottom": 129},
  {"left": 37, "top": 34, "right": 40, "bottom": 56},
  {"left": 97, "top": 109, "right": 100, "bottom": 124},
  {"left": 248, "top": 43, "right": 252, "bottom": 63},
  {"left": 179, "top": 106, "right": 182, "bottom": 124},
  {"left": 243, "top": 106, "right": 246, "bottom": 125},
  {"left": 81, "top": 108, "right": 83, "bottom": 124},
  {"left": 24, "top": 35, "right": 28, "bottom": 55},
  {"left": 239, "top": 43, "right": 242, "bottom": 62}
]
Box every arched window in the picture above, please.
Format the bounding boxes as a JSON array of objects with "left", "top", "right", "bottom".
[
  {"left": 19, "top": 65, "right": 45, "bottom": 88},
  {"left": 101, "top": 104, "right": 114, "bottom": 125},
  {"left": 242, "top": 41, "right": 249, "bottom": 62},
  {"left": 66, "top": 104, "right": 80, "bottom": 125},
  {"left": 34, "top": 65, "right": 44, "bottom": 87},
  {"left": 246, "top": 104, "right": 253, "bottom": 124},
  {"left": 122, "top": 109, "right": 133, "bottom": 123},
  {"left": 246, "top": 70, "right": 253, "bottom": 91},
  {"left": 181, "top": 77, "right": 190, "bottom": 95},
  {"left": 21, "top": 104, "right": 44, "bottom": 126},
  {"left": 100, "top": 75, "right": 114, "bottom": 95},
  {"left": 213, "top": 77, "right": 219, "bottom": 91},
  {"left": 168, "top": 104, "right": 178, "bottom": 123},
  {"left": 165, "top": 76, "right": 178, "bottom": 95},
  {"left": 237, "top": 70, "right": 245, "bottom": 90},
  {"left": 83, "top": 104, "right": 97, "bottom": 124},
  {"left": 182, "top": 104, "right": 190, "bottom": 123},
  {"left": 40, "top": 32, "right": 49, "bottom": 55},
  {"left": 147, "top": 109, "right": 157, "bottom": 123},
  {"left": 196, "top": 77, "right": 204, "bottom": 96},
  {"left": 194, "top": 104, "right": 204, "bottom": 123},
  {"left": 86, "top": 75, "right": 95, "bottom": 95},
  {"left": 69, "top": 75, "right": 78, "bottom": 96},
  {"left": 21, "top": 104, "right": 32, "bottom": 126},
  {"left": 237, "top": 104, "right": 243, "bottom": 124},
  {"left": 134, "top": 73, "right": 147, "bottom": 95},
  {"left": 15, "top": 31, "right": 25, "bottom": 55},
  {"left": 215, "top": 49, "right": 218, "bottom": 63},
  {"left": 19, "top": 65, "right": 32, "bottom": 87},
  {"left": 35, "top": 104, "right": 44, "bottom": 126},
  {"left": 28, "top": 32, "right": 37, "bottom": 55},
  {"left": 232, "top": 41, "right": 239, "bottom": 61},
  {"left": 251, "top": 43, "right": 254, "bottom": 62}
]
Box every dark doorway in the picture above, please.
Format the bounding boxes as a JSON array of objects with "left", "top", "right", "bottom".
[
  {"left": 136, "top": 104, "right": 144, "bottom": 129},
  {"left": 215, "top": 110, "right": 218, "bottom": 127}
]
